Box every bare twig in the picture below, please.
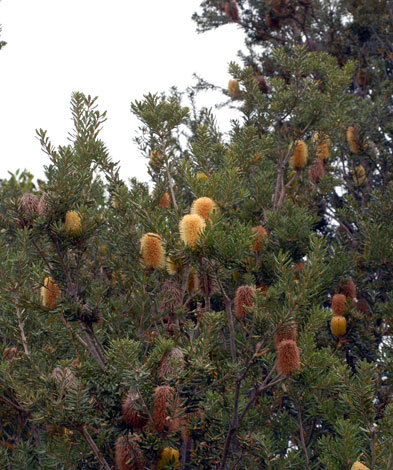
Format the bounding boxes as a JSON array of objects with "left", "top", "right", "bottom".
[{"left": 80, "top": 426, "right": 111, "bottom": 470}]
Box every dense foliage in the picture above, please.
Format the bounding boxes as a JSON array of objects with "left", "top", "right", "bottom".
[{"left": 1, "top": 1, "right": 393, "bottom": 469}]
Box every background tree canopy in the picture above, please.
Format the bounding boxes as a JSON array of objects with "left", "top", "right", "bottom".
[{"left": 1, "top": 1, "right": 393, "bottom": 469}]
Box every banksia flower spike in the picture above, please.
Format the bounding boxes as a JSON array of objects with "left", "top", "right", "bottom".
[
  {"left": 228, "top": 79, "right": 242, "bottom": 100},
  {"left": 64, "top": 210, "right": 82, "bottom": 235},
  {"left": 340, "top": 278, "right": 357, "bottom": 300},
  {"left": 166, "top": 256, "right": 181, "bottom": 275},
  {"left": 158, "top": 192, "right": 171, "bottom": 208},
  {"left": 313, "top": 133, "right": 330, "bottom": 161},
  {"left": 115, "top": 434, "right": 145, "bottom": 470},
  {"left": 37, "top": 193, "right": 48, "bottom": 216},
  {"left": 353, "top": 165, "right": 367, "bottom": 186},
  {"left": 234, "top": 285, "right": 256, "bottom": 319},
  {"left": 153, "top": 385, "right": 175, "bottom": 433},
  {"left": 191, "top": 197, "right": 216, "bottom": 220},
  {"left": 331, "top": 294, "right": 347, "bottom": 316},
  {"left": 18, "top": 193, "right": 39, "bottom": 227},
  {"left": 331, "top": 315, "right": 347, "bottom": 336},
  {"left": 157, "top": 447, "right": 180, "bottom": 470},
  {"left": 158, "top": 348, "right": 185, "bottom": 379},
  {"left": 179, "top": 214, "right": 205, "bottom": 247},
  {"left": 251, "top": 225, "right": 268, "bottom": 251},
  {"left": 41, "top": 277, "right": 61, "bottom": 309},
  {"left": 277, "top": 340, "right": 300, "bottom": 376},
  {"left": 347, "top": 126, "right": 360, "bottom": 154},
  {"left": 274, "top": 321, "right": 298, "bottom": 350},
  {"left": 196, "top": 172, "right": 208, "bottom": 181},
  {"left": 121, "top": 392, "right": 148, "bottom": 429},
  {"left": 351, "top": 461, "right": 369, "bottom": 470},
  {"left": 18, "top": 193, "right": 39, "bottom": 215},
  {"left": 140, "top": 233, "right": 165, "bottom": 269},
  {"left": 290, "top": 140, "right": 308, "bottom": 170}
]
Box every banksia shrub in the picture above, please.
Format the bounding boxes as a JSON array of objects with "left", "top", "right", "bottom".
[
  {"left": 251, "top": 225, "right": 268, "bottom": 251},
  {"left": 158, "top": 192, "right": 170, "bottom": 208},
  {"left": 228, "top": 79, "right": 241, "bottom": 100},
  {"left": 276, "top": 340, "right": 300, "bottom": 376},
  {"left": 179, "top": 214, "right": 205, "bottom": 247},
  {"left": 351, "top": 461, "right": 369, "bottom": 470},
  {"left": 121, "top": 392, "right": 148, "bottom": 429},
  {"left": 157, "top": 447, "right": 180, "bottom": 470},
  {"left": 347, "top": 126, "right": 360, "bottom": 154},
  {"left": 64, "top": 210, "right": 82, "bottom": 235},
  {"left": 331, "top": 294, "right": 347, "bottom": 316},
  {"left": 313, "top": 133, "right": 330, "bottom": 161},
  {"left": 353, "top": 165, "right": 367, "bottom": 186},
  {"left": 274, "top": 322, "right": 298, "bottom": 349},
  {"left": 41, "top": 277, "right": 61, "bottom": 309},
  {"left": 331, "top": 315, "right": 347, "bottom": 336},
  {"left": 115, "top": 434, "right": 144, "bottom": 470},
  {"left": 186, "top": 267, "right": 199, "bottom": 294},
  {"left": 340, "top": 278, "right": 357, "bottom": 300},
  {"left": 234, "top": 285, "right": 256, "bottom": 319},
  {"left": 191, "top": 197, "right": 216, "bottom": 220},
  {"left": 140, "top": 233, "right": 165, "bottom": 269},
  {"left": 158, "top": 348, "right": 185, "bottom": 379},
  {"left": 153, "top": 385, "right": 175, "bottom": 433},
  {"left": 290, "top": 140, "right": 308, "bottom": 169}
]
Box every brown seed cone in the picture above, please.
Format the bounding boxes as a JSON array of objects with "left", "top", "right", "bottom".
[
  {"left": 158, "top": 348, "right": 185, "bottom": 379},
  {"left": 158, "top": 192, "right": 171, "bottom": 208},
  {"left": 277, "top": 340, "right": 300, "bottom": 376},
  {"left": 222, "top": 0, "right": 240, "bottom": 22},
  {"left": 274, "top": 322, "right": 298, "bottom": 350},
  {"left": 234, "top": 285, "right": 256, "bottom": 319},
  {"left": 18, "top": 193, "right": 39, "bottom": 215},
  {"left": 153, "top": 385, "right": 175, "bottom": 433},
  {"left": 308, "top": 159, "right": 326, "bottom": 184},
  {"left": 340, "top": 278, "right": 357, "bottom": 300},
  {"left": 121, "top": 392, "right": 148, "bottom": 429},
  {"left": 160, "top": 280, "right": 182, "bottom": 313},
  {"left": 254, "top": 74, "right": 270, "bottom": 94},
  {"left": 251, "top": 225, "right": 268, "bottom": 251},
  {"left": 37, "top": 193, "right": 48, "bottom": 216},
  {"left": 186, "top": 268, "right": 199, "bottom": 295},
  {"left": 356, "top": 298, "right": 370, "bottom": 316},
  {"left": 115, "top": 434, "right": 145, "bottom": 470},
  {"left": 357, "top": 68, "right": 370, "bottom": 86},
  {"left": 331, "top": 294, "right": 347, "bottom": 316}
]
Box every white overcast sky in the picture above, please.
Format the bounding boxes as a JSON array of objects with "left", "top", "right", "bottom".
[{"left": 0, "top": 0, "right": 245, "bottom": 183}]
